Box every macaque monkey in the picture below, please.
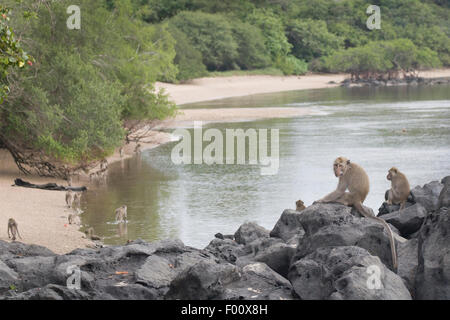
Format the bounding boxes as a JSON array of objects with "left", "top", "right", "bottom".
[
  {"left": 386, "top": 167, "right": 411, "bottom": 210},
  {"left": 72, "top": 192, "right": 82, "bottom": 209},
  {"left": 115, "top": 205, "right": 128, "bottom": 223},
  {"left": 119, "top": 147, "right": 124, "bottom": 158},
  {"left": 295, "top": 200, "right": 306, "bottom": 211},
  {"left": 316, "top": 157, "right": 398, "bottom": 271},
  {"left": 7, "top": 218, "right": 22, "bottom": 241},
  {"left": 134, "top": 144, "right": 141, "bottom": 154},
  {"left": 85, "top": 227, "right": 101, "bottom": 241},
  {"left": 65, "top": 190, "right": 74, "bottom": 208},
  {"left": 68, "top": 213, "right": 81, "bottom": 225}
]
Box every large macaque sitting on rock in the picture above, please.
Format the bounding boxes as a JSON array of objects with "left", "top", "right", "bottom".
[{"left": 316, "top": 157, "right": 399, "bottom": 271}]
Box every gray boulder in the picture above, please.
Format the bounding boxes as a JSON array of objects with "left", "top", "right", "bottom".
[
  {"left": 292, "top": 203, "right": 397, "bottom": 270},
  {"left": 415, "top": 207, "right": 450, "bottom": 300},
  {"left": 380, "top": 204, "right": 428, "bottom": 237},
  {"left": 288, "top": 246, "right": 411, "bottom": 300},
  {"left": 270, "top": 209, "right": 305, "bottom": 244},
  {"left": 234, "top": 222, "right": 270, "bottom": 245},
  {"left": 165, "top": 260, "right": 240, "bottom": 300},
  {"left": 397, "top": 239, "right": 419, "bottom": 297},
  {"left": 0, "top": 240, "right": 55, "bottom": 259},
  {"left": 3, "top": 284, "right": 91, "bottom": 300},
  {"left": 205, "top": 238, "right": 245, "bottom": 264},
  {"left": 438, "top": 176, "right": 450, "bottom": 209},
  {"left": 0, "top": 260, "right": 19, "bottom": 293},
  {"left": 223, "top": 262, "right": 293, "bottom": 300},
  {"left": 411, "top": 181, "right": 443, "bottom": 212}
]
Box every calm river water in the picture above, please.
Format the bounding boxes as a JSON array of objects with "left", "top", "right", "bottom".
[{"left": 82, "top": 84, "right": 450, "bottom": 248}]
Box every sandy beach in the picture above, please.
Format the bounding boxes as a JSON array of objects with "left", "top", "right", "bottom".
[
  {"left": 1, "top": 69, "right": 449, "bottom": 253},
  {"left": 0, "top": 131, "right": 173, "bottom": 254},
  {"left": 156, "top": 69, "right": 450, "bottom": 106}
]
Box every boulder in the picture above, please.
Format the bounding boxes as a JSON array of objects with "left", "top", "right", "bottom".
[
  {"left": 411, "top": 181, "right": 443, "bottom": 212},
  {"left": 397, "top": 239, "right": 418, "bottom": 297},
  {"left": 380, "top": 204, "right": 428, "bottom": 237},
  {"left": 292, "top": 203, "right": 397, "bottom": 270},
  {"left": 270, "top": 209, "right": 305, "bottom": 244},
  {"left": 165, "top": 260, "right": 240, "bottom": 300},
  {"left": 438, "top": 176, "right": 450, "bottom": 209},
  {"left": 0, "top": 260, "right": 19, "bottom": 293},
  {"left": 205, "top": 238, "right": 245, "bottom": 264},
  {"left": 415, "top": 207, "right": 450, "bottom": 300},
  {"left": 4, "top": 284, "right": 91, "bottom": 300},
  {"left": 223, "top": 262, "right": 293, "bottom": 300},
  {"left": 288, "top": 246, "right": 411, "bottom": 300},
  {"left": 234, "top": 222, "right": 270, "bottom": 245},
  {"left": 0, "top": 240, "right": 55, "bottom": 259}
]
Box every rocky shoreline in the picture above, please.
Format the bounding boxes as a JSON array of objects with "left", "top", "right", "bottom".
[
  {"left": 0, "top": 176, "right": 448, "bottom": 300},
  {"left": 339, "top": 76, "right": 450, "bottom": 88}
]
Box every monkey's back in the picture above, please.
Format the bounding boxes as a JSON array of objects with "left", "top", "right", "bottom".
[{"left": 347, "top": 162, "right": 370, "bottom": 202}]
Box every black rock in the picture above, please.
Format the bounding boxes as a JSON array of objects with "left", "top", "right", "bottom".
[
  {"left": 438, "top": 176, "right": 450, "bottom": 209},
  {"left": 415, "top": 207, "right": 450, "bottom": 300},
  {"left": 380, "top": 204, "right": 428, "bottom": 237},
  {"left": 411, "top": 181, "right": 443, "bottom": 212},
  {"left": 234, "top": 222, "right": 270, "bottom": 245},
  {"left": 288, "top": 246, "right": 411, "bottom": 300},
  {"left": 291, "top": 203, "right": 398, "bottom": 270},
  {"left": 270, "top": 209, "right": 305, "bottom": 244}
]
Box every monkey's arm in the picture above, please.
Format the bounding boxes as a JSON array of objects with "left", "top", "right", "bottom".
[{"left": 317, "top": 179, "right": 347, "bottom": 203}]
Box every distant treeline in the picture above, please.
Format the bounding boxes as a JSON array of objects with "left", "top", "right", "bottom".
[
  {"left": 130, "top": 0, "right": 449, "bottom": 81},
  {"left": 0, "top": 0, "right": 448, "bottom": 175}
]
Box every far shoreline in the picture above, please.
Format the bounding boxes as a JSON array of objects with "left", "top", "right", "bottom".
[{"left": 155, "top": 69, "right": 450, "bottom": 106}]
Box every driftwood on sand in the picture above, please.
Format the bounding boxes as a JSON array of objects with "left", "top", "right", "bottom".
[{"left": 13, "top": 178, "right": 87, "bottom": 192}]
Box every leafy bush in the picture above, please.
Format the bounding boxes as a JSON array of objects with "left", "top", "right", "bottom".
[
  {"left": 275, "top": 55, "right": 308, "bottom": 75},
  {"left": 287, "top": 19, "right": 343, "bottom": 62},
  {"left": 1, "top": 0, "right": 177, "bottom": 166},
  {"left": 169, "top": 11, "right": 238, "bottom": 71}
]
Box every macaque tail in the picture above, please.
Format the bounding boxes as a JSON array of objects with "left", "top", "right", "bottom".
[{"left": 354, "top": 202, "right": 398, "bottom": 272}]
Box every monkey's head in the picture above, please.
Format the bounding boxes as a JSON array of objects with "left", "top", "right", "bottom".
[
  {"left": 333, "top": 157, "right": 350, "bottom": 177},
  {"left": 387, "top": 167, "right": 398, "bottom": 181},
  {"left": 296, "top": 200, "right": 304, "bottom": 207}
]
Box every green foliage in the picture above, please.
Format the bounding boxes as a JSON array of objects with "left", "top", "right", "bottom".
[
  {"left": 0, "top": 5, "right": 32, "bottom": 103},
  {"left": 287, "top": 19, "right": 343, "bottom": 62},
  {"left": 275, "top": 55, "right": 308, "bottom": 76},
  {"left": 1, "top": 0, "right": 177, "bottom": 164},
  {"left": 324, "top": 39, "right": 441, "bottom": 78},
  {"left": 246, "top": 9, "right": 291, "bottom": 60},
  {"left": 167, "top": 26, "right": 207, "bottom": 81},
  {"left": 230, "top": 20, "right": 271, "bottom": 70},
  {"left": 169, "top": 11, "right": 238, "bottom": 71}
]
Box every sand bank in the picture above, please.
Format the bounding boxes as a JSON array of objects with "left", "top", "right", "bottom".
[{"left": 155, "top": 69, "right": 450, "bottom": 106}]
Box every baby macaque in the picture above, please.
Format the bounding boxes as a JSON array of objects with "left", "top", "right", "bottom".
[
  {"left": 7, "top": 218, "right": 22, "bottom": 241},
  {"left": 295, "top": 200, "right": 306, "bottom": 211},
  {"left": 115, "top": 205, "right": 128, "bottom": 223},
  {"left": 65, "top": 190, "right": 74, "bottom": 208}
]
